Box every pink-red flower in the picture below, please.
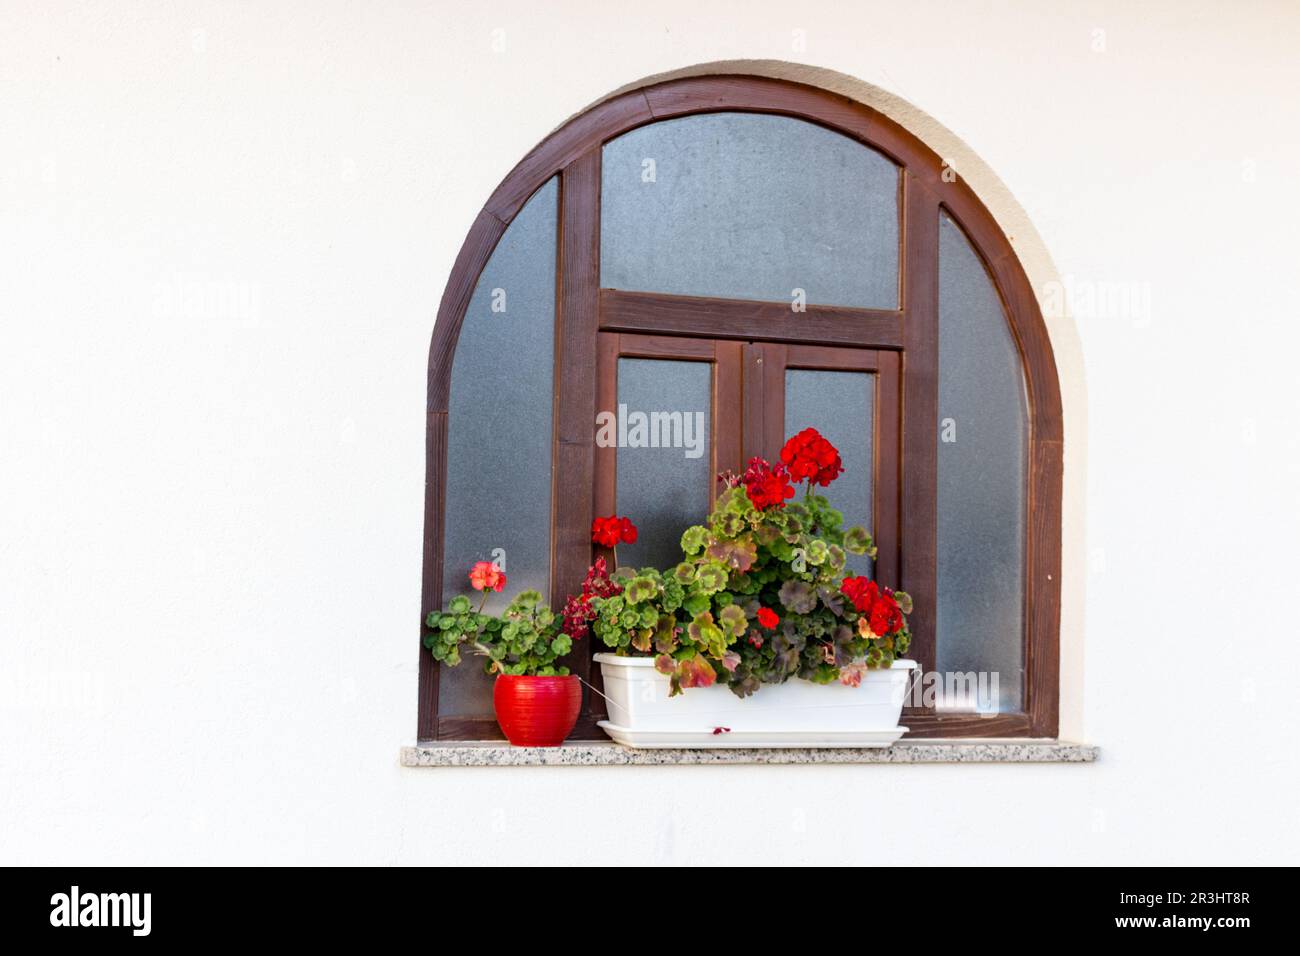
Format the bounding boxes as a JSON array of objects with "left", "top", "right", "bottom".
[
  {"left": 756, "top": 607, "right": 780, "bottom": 630},
  {"left": 592, "top": 514, "right": 638, "bottom": 548},
  {"left": 560, "top": 556, "right": 621, "bottom": 640},
  {"left": 468, "top": 560, "right": 506, "bottom": 593},
  {"left": 779, "top": 427, "right": 844, "bottom": 487}
]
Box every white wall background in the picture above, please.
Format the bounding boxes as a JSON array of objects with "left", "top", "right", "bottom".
[{"left": 3, "top": 0, "right": 1298, "bottom": 865}]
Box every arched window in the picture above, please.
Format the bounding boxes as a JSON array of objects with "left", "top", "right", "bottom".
[{"left": 420, "top": 75, "right": 1062, "bottom": 741}]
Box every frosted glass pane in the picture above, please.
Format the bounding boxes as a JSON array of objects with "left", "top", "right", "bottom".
[
  {"left": 615, "top": 358, "right": 712, "bottom": 572},
  {"left": 936, "top": 212, "right": 1027, "bottom": 712},
  {"left": 440, "top": 178, "right": 557, "bottom": 716},
  {"left": 784, "top": 369, "right": 874, "bottom": 578},
  {"left": 601, "top": 113, "right": 899, "bottom": 308}
]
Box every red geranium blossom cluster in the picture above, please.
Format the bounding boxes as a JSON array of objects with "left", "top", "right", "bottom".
[
  {"left": 720, "top": 457, "right": 796, "bottom": 511},
  {"left": 561, "top": 556, "right": 622, "bottom": 640},
  {"left": 468, "top": 560, "right": 506, "bottom": 593},
  {"left": 780, "top": 427, "right": 844, "bottom": 487},
  {"left": 591, "top": 514, "right": 638, "bottom": 548},
  {"left": 841, "top": 575, "right": 904, "bottom": 637}
]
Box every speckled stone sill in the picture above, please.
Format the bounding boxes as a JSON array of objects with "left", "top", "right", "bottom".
[{"left": 400, "top": 740, "right": 1098, "bottom": 767}]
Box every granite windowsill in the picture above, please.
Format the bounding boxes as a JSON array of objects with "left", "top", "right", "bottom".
[{"left": 400, "top": 739, "right": 1097, "bottom": 767}]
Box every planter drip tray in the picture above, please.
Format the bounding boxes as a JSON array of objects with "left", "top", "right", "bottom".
[
  {"left": 596, "top": 721, "right": 906, "bottom": 749},
  {"left": 400, "top": 739, "right": 1099, "bottom": 767}
]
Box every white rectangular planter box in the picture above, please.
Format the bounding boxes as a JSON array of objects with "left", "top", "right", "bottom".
[{"left": 594, "top": 653, "right": 916, "bottom": 749}]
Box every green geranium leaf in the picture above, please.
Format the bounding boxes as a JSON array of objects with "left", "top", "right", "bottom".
[
  {"left": 625, "top": 575, "right": 658, "bottom": 604},
  {"left": 682, "top": 592, "right": 709, "bottom": 616},
  {"left": 707, "top": 535, "right": 758, "bottom": 573},
  {"left": 680, "top": 526, "right": 708, "bottom": 555},
  {"left": 660, "top": 579, "right": 684, "bottom": 611},
  {"left": 843, "top": 526, "right": 875, "bottom": 556},
  {"left": 654, "top": 614, "right": 678, "bottom": 653},
  {"left": 718, "top": 603, "right": 747, "bottom": 638},
  {"left": 694, "top": 563, "right": 729, "bottom": 595},
  {"left": 677, "top": 652, "right": 718, "bottom": 689},
  {"left": 719, "top": 513, "right": 746, "bottom": 537},
  {"left": 778, "top": 580, "right": 817, "bottom": 614},
  {"left": 826, "top": 544, "right": 846, "bottom": 572},
  {"left": 631, "top": 628, "right": 652, "bottom": 653}
]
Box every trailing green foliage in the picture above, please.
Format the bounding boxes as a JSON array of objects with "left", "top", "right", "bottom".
[{"left": 424, "top": 590, "right": 572, "bottom": 677}]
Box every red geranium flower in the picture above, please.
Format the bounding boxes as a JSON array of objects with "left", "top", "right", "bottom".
[
  {"left": 468, "top": 560, "right": 506, "bottom": 593},
  {"left": 868, "top": 600, "right": 894, "bottom": 637},
  {"left": 720, "top": 457, "right": 796, "bottom": 511},
  {"left": 756, "top": 607, "right": 780, "bottom": 629},
  {"left": 780, "top": 427, "right": 844, "bottom": 487},
  {"left": 591, "top": 515, "right": 637, "bottom": 548},
  {"left": 748, "top": 473, "right": 791, "bottom": 509},
  {"left": 843, "top": 575, "right": 905, "bottom": 636},
  {"left": 841, "top": 575, "right": 879, "bottom": 613},
  {"left": 591, "top": 517, "right": 619, "bottom": 548}
]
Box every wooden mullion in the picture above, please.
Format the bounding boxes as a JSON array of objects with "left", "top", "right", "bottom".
[
  {"left": 593, "top": 333, "right": 619, "bottom": 522},
  {"left": 899, "top": 171, "right": 940, "bottom": 683},
  {"left": 713, "top": 341, "right": 745, "bottom": 489},
  {"left": 417, "top": 409, "right": 449, "bottom": 741},
  {"left": 552, "top": 149, "right": 602, "bottom": 734},
  {"left": 874, "top": 352, "right": 902, "bottom": 589},
  {"left": 1026, "top": 438, "right": 1063, "bottom": 736}
]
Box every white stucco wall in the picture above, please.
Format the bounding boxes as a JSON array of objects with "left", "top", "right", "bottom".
[{"left": 3, "top": 1, "right": 1297, "bottom": 865}]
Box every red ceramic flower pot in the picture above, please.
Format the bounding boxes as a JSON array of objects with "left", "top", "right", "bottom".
[{"left": 493, "top": 674, "right": 582, "bottom": 747}]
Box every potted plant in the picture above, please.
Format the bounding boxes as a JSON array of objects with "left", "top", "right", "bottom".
[
  {"left": 585, "top": 428, "right": 917, "bottom": 748},
  {"left": 424, "top": 561, "right": 581, "bottom": 746}
]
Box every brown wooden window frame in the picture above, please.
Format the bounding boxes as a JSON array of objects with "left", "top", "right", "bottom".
[{"left": 419, "top": 74, "right": 1063, "bottom": 742}]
